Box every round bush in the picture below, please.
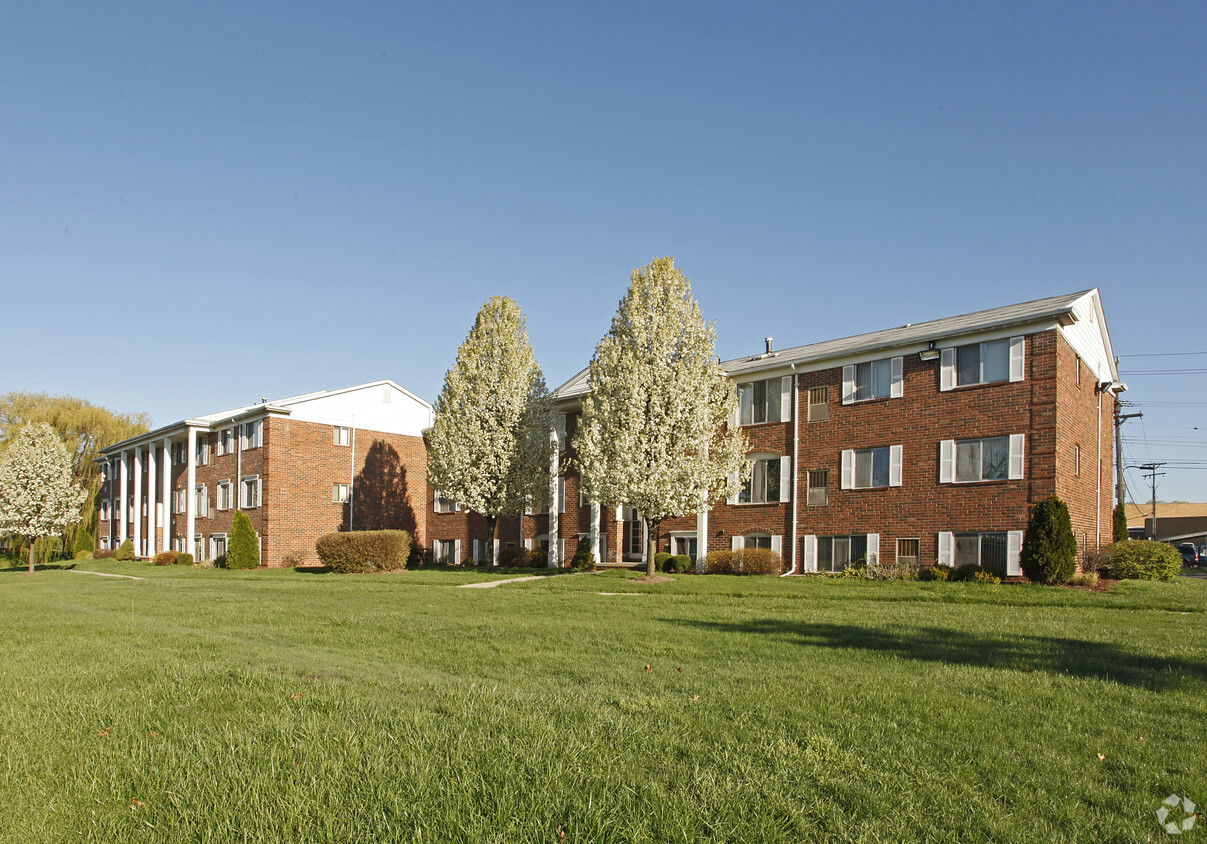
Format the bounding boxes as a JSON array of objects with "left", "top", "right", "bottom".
[
  {"left": 153, "top": 551, "right": 178, "bottom": 566},
  {"left": 176, "top": 553, "right": 194, "bottom": 566},
  {"left": 654, "top": 552, "right": 673, "bottom": 572},
  {"left": 669, "top": 554, "right": 693, "bottom": 573},
  {"left": 1020, "top": 495, "right": 1077, "bottom": 584},
  {"left": 1103, "top": 540, "right": 1181, "bottom": 581},
  {"left": 73, "top": 550, "right": 93, "bottom": 560}
]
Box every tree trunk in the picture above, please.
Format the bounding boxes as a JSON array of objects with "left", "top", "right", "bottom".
[
  {"left": 645, "top": 516, "right": 658, "bottom": 579},
  {"left": 28, "top": 537, "right": 36, "bottom": 575},
  {"left": 486, "top": 515, "right": 498, "bottom": 566}
]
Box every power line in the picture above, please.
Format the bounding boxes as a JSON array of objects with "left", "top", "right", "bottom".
[
  {"left": 1117, "top": 351, "right": 1207, "bottom": 357},
  {"left": 1116, "top": 368, "right": 1207, "bottom": 375}
]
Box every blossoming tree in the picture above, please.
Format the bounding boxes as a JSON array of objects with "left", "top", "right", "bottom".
[
  {"left": 0, "top": 423, "right": 87, "bottom": 574},
  {"left": 426, "top": 296, "right": 554, "bottom": 564},
  {"left": 574, "top": 257, "right": 747, "bottom": 578}
]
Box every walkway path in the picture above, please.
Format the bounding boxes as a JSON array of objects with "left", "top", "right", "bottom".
[
  {"left": 458, "top": 574, "right": 566, "bottom": 589},
  {"left": 70, "top": 569, "right": 145, "bottom": 581}
]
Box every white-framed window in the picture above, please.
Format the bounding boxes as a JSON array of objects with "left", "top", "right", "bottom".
[
  {"left": 434, "top": 490, "right": 460, "bottom": 513},
  {"left": 807, "top": 386, "right": 829, "bottom": 422},
  {"left": 939, "top": 435, "right": 1024, "bottom": 483},
  {"left": 940, "top": 337, "right": 1024, "bottom": 390},
  {"left": 241, "top": 420, "right": 263, "bottom": 450},
  {"left": 99, "top": 537, "right": 109, "bottom": 551},
  {"left": 813, "top": 533, "right": 879, "bottom": 572},
  {"left": 620, "top": 505, "right": 644, "bottom": 558},
  {"left": 744, "top": 533, "right": 772, "bottom": 550},
  {"left": 127, "top": 496, "right": 134, "bottom": 521},
  {"left": 100, "top": 499, "right": 111, "bottom": 521},
  {"left": 840, "top": 446, "right": 903, "bottom": 489},
  {"left": 842, "top": 357, "right": 903, "bottom": 404},
  {"left": 217, "top": 428, "right": 234, "bottom": 456},
  {"left": 433, "top": 539, "right": 460, "bottom": 564},
  {"left": 100, "top": 463, "right": 109, "bottom": 483},
  {"left": 807, "top": 469, "right": 828, "bottom": 506},
  {"left": 194, "top": 534, "right": 205, "bottom": 561},
  {"left": 173, "top": 488, "right": 187, "bottom": 515},
  {"left": 897, "top": 538, "right": 919, "bottom": 568},
  {"left": 195, "top": 438, "right": 210, "bottom": 466},
  {"left": 937, "top": 530, "right": 1023, "bottom": 577},
  {"left": 333, "top": 482, "right": 350, "bottom": 503},
  {"left": 241, "top": 475, "right": 262, "bottom": 508},
  {"left": 739, "top": 454, "right": 786, "bottom": 503},
  {"left": 333, "top": 426, "right": 351, "bottom": 446},
  {"left": 213, "top": 534, "right": 228, "bottom": 561},
  {"left": 737, "top": 376, "right": 792, "bottom": 425},
  {"left": 216, "top": 481, "right": 233, "bottom": 511},
  {"left": 195, "top": 484, "right": 208, "bottom": 518},
  {"left": 670, "top": 532, "right": 698, "bottom": 559}
]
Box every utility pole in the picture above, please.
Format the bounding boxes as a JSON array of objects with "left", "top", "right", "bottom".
[
  {"left": 1137, "top": 463, "right": 1165, "bottom": 540},
  {"left": 1114, "top": 406, "right": 1141, "bottom": 510}
]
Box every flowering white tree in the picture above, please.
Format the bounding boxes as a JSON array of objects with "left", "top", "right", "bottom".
[
  {"left": 0, "top": 423, "right": 87, "bottom": 574},
  {"left": 426, "top": 296, "right": 555, "bottom": 564},
  {"left": 574, "top": 257, "right": 748, "bottom": 578}
]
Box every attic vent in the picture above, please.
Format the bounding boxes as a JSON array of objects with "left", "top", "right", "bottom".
[{"left": 382, "top": 387, "right": 392, "bottom": 403}]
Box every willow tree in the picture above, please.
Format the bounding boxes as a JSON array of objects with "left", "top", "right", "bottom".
[
  {"left": 0, "top": 423, "right": 87, "bottom": 573},
  {"left": 574, "top": 257, "right": 747, "bottom": 578},
  {"left": 426, "top": 296, "right": 554, "bottom": 564},
  {"left": 0, "top": 392, "right": 150, "bottom": 547}
]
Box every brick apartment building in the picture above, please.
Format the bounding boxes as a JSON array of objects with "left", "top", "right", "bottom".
[
  {"left": 428, "top": 289, "right": 1120, "bottom": 577},
  {"left": 96, "top": 380, "right": 432, "bottom": 566}
]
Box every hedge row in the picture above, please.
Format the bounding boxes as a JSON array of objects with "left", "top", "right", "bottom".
[
  {"left": 316, "top": 530, "right": 411, "bottom": 573},
  {"left": 705, "top": 548, "right": 783, "bottom": 575}
]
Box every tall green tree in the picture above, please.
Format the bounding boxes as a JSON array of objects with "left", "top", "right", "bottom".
[
  {"left": 0, "top": 392, "right": 150, "bottom": 546},
  {"left": 1019, "top": 495, "right": 1077, "bottom": 584},
  {"left": 574, "top": 257, "right": 748, "bottom": 578},
  {"left": 0, "top": 423, "right": 87, "bottom": 573},
  {"left": 1112, "top": 502, "right": 1129, "bottom": 542},
  {"left": 426, "top": 296, "right": 555, "bottom": 564},
  {"left": 226, "top": 511, "right": 260, "bottom": 569}
]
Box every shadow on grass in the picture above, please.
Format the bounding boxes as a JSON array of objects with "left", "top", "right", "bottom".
[
  {"left": 672, "top": 618, "right": 1207, "bottom": 690},
  {"left": 0, "top": 562, "right": 79, "bottom": 574}
]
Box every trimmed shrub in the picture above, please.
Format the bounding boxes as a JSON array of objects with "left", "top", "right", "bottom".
[
  {"left": 735, "top": 548, "right": 783, "bottom": 575},
  {"left": 1020, "top": 495, "right": 1077, "bottom": 584},
  {"left": 153, "top": 551, "right": 178, "bottom": 566},
  {"left": 74, "top": 549, "right": 93, "bottom": 560},
  {"left": 669, "top": 554, "right": 693, "bottom": 574},
  {"left": 93, "top": 549, "right": 114, "bottom": 559},
  {"left": 280, "top": 550, "right": 304, "bottom": 568},
  {"left": 1112, "top": 503, "right": 1129, "bottom": 543},
  {"left": 225, "top": 511, "right": 261, "bottom": 570},
  {"left": 570, "top": 541, "right": 595, "bottom": 571},
  {"left": 1102, "top": 540, "right": 1181, "bottom": 581},
  {"left": 177, "top": 553, "right": 194, "bottom": 566},
  {"left": 498, "top": 546, "right": 540, "bottom": 568},
  {"left": 705, "top": 549, "right": 734, "bottom": 574},
  {"left": 73, "top": 527, "right": 93, "bottom": 558},
  {"left": 315, "top": 530, "right": 412, "bottom": 573},
  {"left": 921, "top": 564, "right": 951, "bottom": 582},
  {"left": 654, "top": 552, "right": 673, "bottom": 572},
  {"left": 114, "top": 539, "right": 135, "bottom": 561}
]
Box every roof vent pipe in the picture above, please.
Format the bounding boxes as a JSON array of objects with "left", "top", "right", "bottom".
[{"left": 765, "top": 337, "right": 773, "bottom": 354}]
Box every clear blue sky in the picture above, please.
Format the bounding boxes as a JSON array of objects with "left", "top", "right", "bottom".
[{"left": 2, "top": 1, "right": 1204, "bottom": 504}]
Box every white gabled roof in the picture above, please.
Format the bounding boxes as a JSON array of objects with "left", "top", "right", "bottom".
[
  {"left": 554, "top": 289, "right": 1117, "bottom": 401},
  {"left": 100, "top": 379, "right": 434, "bottom": 455}
]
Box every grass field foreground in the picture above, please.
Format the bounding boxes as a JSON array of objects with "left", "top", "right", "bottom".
[{"left": 1, "top": 561, "right": 1205, "bottom": 842}]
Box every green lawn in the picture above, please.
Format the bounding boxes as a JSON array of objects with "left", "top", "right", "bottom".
[{"left": 1, "top": 561, "right": 1204, "bottom": 842}]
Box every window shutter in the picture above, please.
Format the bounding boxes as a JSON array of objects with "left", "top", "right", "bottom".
[
  {"left": 492, "top": 539, "right": 500, "bottom": 564},
  {"left": 1008, "top": 434, "right": 1025, "bottom": 479},
  {"left": 940, "top": 348, "right": 955, "bottom": 392},
  {"left": 558, "top": 539, "right": 565, "bottom": 566},
  {"left": 731, "top": 536, "right": 742, "bottom": 552},
  {"left": 615, "top": 504, "right": 624, "bottom": 522},
  {"left": 524, "top": 539, "right": 533, "bottom": 551},
  {"left": 780, "top": 376, "right": 792, "bottom": 422},
  {"left": 779, "top": 456, "right": 792, "bottom": 502},
  {"left": 770, "top": 535, "right": 782, "bottom": 556},
  {"left": 256, "top": 480, "right": 262, "bottom": 508},
  {"left": 453, "top": 539, "right": 461, "bottom": 563},
  {"left": 732, "top": 396, "right": 741, "bottom": 429},
  {"left": 726, "top": 471, "right": 738, "bottom": 505},
  {"left": 840, "top": 449, "right": 854, "bottom": 489},
  {"left": 802, "top": 535, "right": 817, "bottom": 572},
  {"left": 558, "top": 477, "right": 566, "bottom": 513},
  {"left": 889, "top": 445, "right": 903, "bottom": 487},
  {"left": 890, "top": 356, "right": 904, "bottom": 398},
  {"left": 937, "top": 532, "right": 953, "bottom": 565},
  {"left": 1006, "top": 531, "right": 1023, "bottom": 577},
  {"left": 866, "top": 533, "right": 880, "bottom": 564},
  {"left": 1009, "top": 336, "right": 1025, "bottom": 382},
  {"left": 939, "top": 440, "right": 955, "bottom": 484},
  {"left": 841, "top": 365, "right": 855, "bottom": 404}
]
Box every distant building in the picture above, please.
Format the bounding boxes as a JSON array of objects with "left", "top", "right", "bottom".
[{"left": 97, "top": 381, "right": 432, "bottom": 566}]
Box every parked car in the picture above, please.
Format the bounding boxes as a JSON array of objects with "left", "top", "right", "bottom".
[{"left": 1178, "top": 542, "right": 1199, "bottom": 565}]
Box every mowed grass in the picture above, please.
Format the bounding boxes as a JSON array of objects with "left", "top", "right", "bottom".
[{"left": 1, "top": 562, "right": 1205, "bottom": 843}]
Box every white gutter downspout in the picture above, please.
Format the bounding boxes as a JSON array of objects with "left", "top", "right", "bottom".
[
  {"left": 1096, "top": 386, "right": 1102, "bottom": 549},
  {"left": 782, "top": 363, "right": 800, "bottom": 576},
  {"left": 349, "top": 414, "right": 356, "bottom": 531}
]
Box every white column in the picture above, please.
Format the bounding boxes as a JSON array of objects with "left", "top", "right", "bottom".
[
  {"left": 146, "top": 446, "right": 157, "bottom": 557},
  {"left": 117, "top": 451, "right": 128, "bottom": 544},
  {"left": 132, "top": 446, "right": 143, "bottom": 557},
  {"left": 589, "top": 501, "right": 601, "bottom": 566},
  {"left": 547, "top": 426, "right": 560, "bottom": 568},
  {"left": 696, "top": 509, "right": 709, "bottom": 574},
  {"left": 186, "top": 427, "right": 197, "bottom": 558},
  {"left": 161, "top": 438, "right": 172, "bottom": 553}
]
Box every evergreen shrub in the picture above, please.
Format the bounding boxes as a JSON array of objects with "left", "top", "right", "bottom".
[
  {"left": 669, "top": 554, "right": 693, "bottom": 573},
  {"left": 74, "top": 550, "right": 92, "bottom": 560},
  {"left": 1112, "top": 503, "right": 1129, "bottom": 543},
  {"left": 570, "top": 542, "right": 595, "bottom": 571},
  {"left": 153, "top": 551, "right": 177, "bottom": 566},
  {"left": 225, "top": 511, "right": 260, "bottom": 570},
  {"left": 315, "top": 530, "right": 412, "bottom": 573},
  {"left": 1020, "top": 495, "right": 1077, "bottom": 584},
  {"left": 654, "top": 552, "right": 673, "bottom": 572},
  {"left": 114, "top": 539, "right": 135, "bottom": 561},
  {"left": 73, "top": 527, "right": 93, "bottom": 558},
  {"left": 177, "top": 553, "right": 194, "bottom": 566}
]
